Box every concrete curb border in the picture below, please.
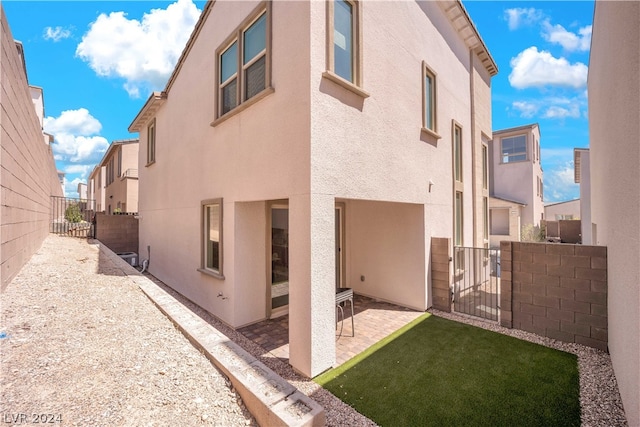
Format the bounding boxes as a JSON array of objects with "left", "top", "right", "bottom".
[{"left": 96, "top": 241, "right": 325, "bottom": 427}]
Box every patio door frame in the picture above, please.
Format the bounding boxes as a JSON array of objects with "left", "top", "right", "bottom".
[
  {"left": 335, "top": 202, "right": 346, "bottom": 289},
  {"left": 267, "top": 200, "right": 289, "bottom": 319}
]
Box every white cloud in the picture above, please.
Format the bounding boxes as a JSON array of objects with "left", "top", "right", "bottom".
[
  {"left": 511, "top": 95, "right": 586, "bottom": 120},
  {"left": 64, "top": 177, "right": 85, "bottom": 198},
  {"left": 44, "top": 109, "right": 109, "bottom": 163},
  {"left": 544, "top": 162, "right": 580, "bottom": 203},
  {"left": 76, "top": 0, "right": 201, "bottom": 97},
  {"left": 64, "top": 164, "right": 93, "bottom": 180},
  {"left": 43, "top": 26, "right": 72, "bottom": 42},
  {"left": 542, "top": 105, "right": 581, "bottom": 119},
  {"left": 509, "top": 47, "right": 588, "bottom": 89},
  {"left": 541, "top": 20, "right": 591, "bottom": 52},
  {"left": 512, "top": 101, "right": 539, "bottom": 118},
  {"left": 44, "top": 108, "right": 101, "bottom": 135},
  {"left": 504, "top": 8, "right": 544, "bottom": 31}
]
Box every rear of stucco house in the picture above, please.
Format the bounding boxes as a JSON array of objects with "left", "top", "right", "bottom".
[{"left": 128, "top": 0, "right": 496, "bottom": 377}]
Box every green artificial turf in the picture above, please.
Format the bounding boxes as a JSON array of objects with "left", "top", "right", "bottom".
[{"left": 315, "top": 314, "right": 580, "bottom": 427}]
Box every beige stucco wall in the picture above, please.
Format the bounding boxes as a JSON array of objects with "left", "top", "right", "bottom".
[
  {"left": 134, "top": 0, "right": 493, "bottom": 377},
  {"left": 136, "top": 0, "right": 311, "bottom": 332},
  {"left": 544, "top": 199, "right": 580, "bottom": 220},
  {"left": 1, "top": 6, "right": 63, "bottom": 290},
  {"left": 346, "top": 200, "right": 426, "bottom": 310},
  {"left": 491, "top": 125, "right": 544, "bottom": 227},
  {"left": 589, "top": 1, "right": 640, "bottom": 424}
]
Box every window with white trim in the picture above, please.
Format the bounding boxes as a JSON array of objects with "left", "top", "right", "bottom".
[
  {"left": 147, "top": 120, "right": 156, "bottom": 166},
  {"left": 202, "top": 199, "right": 223, "bottom": 276},
  {"left": 422, "top": 64, "right": 437, "bottom": 134},
  {"left": 501, "top": 134, "right": 527, "bottom": 163},
  {"left": 217, "top": 5, "right": 270, "bottom": 118},
  {"left": 454, "top": 124, "right": 462, "bottom": 182}
]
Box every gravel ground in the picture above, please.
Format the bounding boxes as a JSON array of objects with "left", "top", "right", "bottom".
[
  {"left": 1, "top": 236, "right": 256, "bottom": 426},
  {"left": 1, "top": 235, "right": 628, "bottom": 426}
]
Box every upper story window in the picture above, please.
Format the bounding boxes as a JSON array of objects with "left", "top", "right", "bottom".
[
  {"left": 482, "top": 144, "right": 488, "bottom": 190},
  {"left": 107, "top": 157, "right": 115, "bottom": 186},
  {"left": 501, "top": 134, "right": 526, "bottom": 163},
  {"left": 323, "top": 0, "right": 368, "bottom": 98},
  {"left": 421, "top": 63, "right": 439, "bottom": 138},
  {"left": 117, "top": 149, "right": 122, "bottom": 177},
  {"left": 215, "top": 4, "right": 272, "bottom": 121},
  {"left": 147, "top": 120, "right": 156, "bottom": 166},
  {"left": 454, "top": 124, "right": 462, "bottom": 182},
  {"left": 334, "top": 0, "right": 354, "bottom": 82}
]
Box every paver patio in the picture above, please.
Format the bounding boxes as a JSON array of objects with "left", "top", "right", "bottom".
[{"left": 239, "top": 294, "right": 424, "bottom": 367}]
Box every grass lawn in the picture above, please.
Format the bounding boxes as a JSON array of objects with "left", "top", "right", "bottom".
[{"left": 315, "top": 314, "right": 580, "bottom": 427}]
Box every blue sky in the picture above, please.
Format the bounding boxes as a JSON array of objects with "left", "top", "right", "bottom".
[{"left": 4, "top": 0, "right": 593, "bottom": 201}]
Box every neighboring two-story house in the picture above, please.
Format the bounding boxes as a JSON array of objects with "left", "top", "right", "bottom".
[
  {"left": 87, "top": 164, "right": 106, "bottom": 213},
  {"left": 90, "top": 139, "right": 139, "bottom": 214},
  {"left": 488, "top": 123, "right": 544, "bottom": 247},
  {"left": 102, "top": 139, "right": 139, "bottom": 214},
  {"left": 128, "top": 0, "right": 497, "bottom": 377}
]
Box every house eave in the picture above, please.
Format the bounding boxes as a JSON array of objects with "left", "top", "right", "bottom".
[
  {"left": 574, "top": 148, "right": 589, "bottom": 183},
  {"left": 439, "top": 1, "right": 498, "bottom": 77},
  {"left": 128, "top": 92, "right": 167, "bottom": 133}
]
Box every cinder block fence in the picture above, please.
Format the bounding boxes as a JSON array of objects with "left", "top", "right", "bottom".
[
  {"left": 500, "top": 241, "right": 608, "bottom": 351},
  {"left": 94, "top": 213, "right": 139, "bottom": 254}
]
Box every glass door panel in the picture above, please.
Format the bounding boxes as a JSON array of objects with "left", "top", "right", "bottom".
[{"left": 271, "top": 207, "right": 289, "bottom": 309}]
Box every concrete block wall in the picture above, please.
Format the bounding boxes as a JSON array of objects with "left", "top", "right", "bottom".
[
  {"left": 1, "top": 7, "right": 64, "bottom": 291},
  {"left": 95, "top": 213, "right": 139, "bottom": 254},
  {"left": 500, "top": 241, "right": 608, "bottom": 351},
  {"left": 430, "top": 237, "right": 451, "bottom": 312}
]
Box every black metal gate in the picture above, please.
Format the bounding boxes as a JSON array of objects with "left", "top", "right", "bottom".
[
  {"left": 453, "top": 246, "right": 500, "bottom": 321},
  {"left": 50, "top": 196, "right": 95, "bottom": 237}
]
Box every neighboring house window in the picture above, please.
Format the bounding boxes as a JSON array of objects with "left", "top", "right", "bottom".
[
  {"left": 201, "top": 199, "right": 223, "bottom": 277},
  {"left": 216, "top": 5, "right": 271, "bottom": 119},
  {"left": 117, "top": 149, "right": 122, "bottom": 177},
  {"left": 422, "top": 63, "right": 437, "bottom": 135},
  {"left": 454, "top": 124, "right": 462, "bottom": 182},
  {"left": 482, "top": 144, "right": 488, "bottom": 190},
  {"left": 107, "top": 157, "right": 114, "bottom": 186},
  {"left": 324, "top": 0, "right": 367, "bottom": 97},
  {"left": 501, "top": 134, "right": 527, "bottom": 163},
  {"left": 147, "top": 120, "right": 156, "bottom": 165}
]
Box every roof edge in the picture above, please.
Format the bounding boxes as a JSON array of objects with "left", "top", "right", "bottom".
[{"left": 128, "top": 91, "right": 167, "bottom": 132}]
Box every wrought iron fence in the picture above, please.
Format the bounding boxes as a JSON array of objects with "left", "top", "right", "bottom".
[
  {"left": 50, "top": 196, "right": 95, "bottom": 237},
  {"left": 452, "top": 246, "right": 500, "bottom": 322}
]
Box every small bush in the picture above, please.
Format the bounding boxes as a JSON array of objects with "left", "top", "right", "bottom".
[
  {"left": 521, "top": 223, "right": 545, "bottom": 242},
  {"left": 64, "top": 203, "right": 83, "bottom": 223}
]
